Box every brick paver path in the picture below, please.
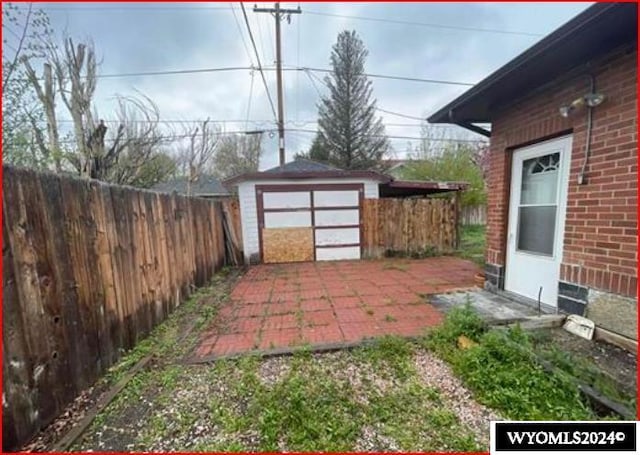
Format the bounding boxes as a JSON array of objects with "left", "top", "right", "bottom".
[{"left": 193, "top": 257, "right": 479, "bottom": 359}]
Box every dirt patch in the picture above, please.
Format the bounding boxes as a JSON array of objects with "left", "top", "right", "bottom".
[
  {"left": 19, "top": 269, "right": 242, "bottom": 453},
  {"left": 533, "top": 328, "right": 636, "bottom": 397}
]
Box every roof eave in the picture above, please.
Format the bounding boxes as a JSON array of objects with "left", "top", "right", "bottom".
[{"left": 427, "top": 2, "right": 629, "bottom": 125}]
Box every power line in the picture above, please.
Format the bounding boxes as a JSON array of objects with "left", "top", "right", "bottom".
[
  {"left": 229, "top": 3, "right": 255, "bottom": 67},
  {"left": 93, "top": 66, "right": 256, "bottom": 79},
  {"left": 254, "top": 5, "right": 271, "bottom": 66},
  {"left": 285, "top": 128, "right": 486, "bottom": 143},
  {"left": 239, "top": 3, "right": 279, "bottom": 123},
  {"left": 21, "top": 4, "right": 542, "bottom": 38},
  {"left": 375, "top": 108, "right": 425, "bottom": 121},
  {"left": 245, "top": 70, "right": 256, "bottom": 131},
  {"left": 304, "top": 10, "right": 543, "bottom": 37},
  {"left": 22, "top": 64, "right": 474, "bottom": 87},
  {"left": 296, "top": 66, "right": 474, "bottom": 87},
  {"left": 14, "top": 5, "right": 233, "bottom": 11}
]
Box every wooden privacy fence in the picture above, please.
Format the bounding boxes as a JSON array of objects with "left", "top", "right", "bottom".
[
  {"left": 2, "top": 166, "right": 236, "bottom": 450},
  {"left": 460, "top": 204, "right": 487, "bottom": 225},
  {"left": 362, "top": 198, "right": 458, "bottom": 258}
]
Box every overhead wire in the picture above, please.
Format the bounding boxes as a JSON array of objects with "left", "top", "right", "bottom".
[
  {"left": 22, "top": 3, "right": 542, "bottom": 38},
  {"left": 304, "top": 10, "right": 543, "bottom": 37},
  {"left": 229, "top": 3, "right": 255, "bottom": 67},
  {"left": 239, "top": 3, "right": 279, "bottom": 123},
  {"left": 245, "top": 70, "right": 256, "bottom": 131}
]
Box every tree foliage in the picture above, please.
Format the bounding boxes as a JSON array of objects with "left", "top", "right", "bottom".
[
  {"left": 211, "top": 133, "right": 262, "bottom": 179},
  {"left": 307, "top": 132, "right": 329, "bottom": 163},
  {"left": 316, "top": 30, "right": 388, "bottom": 169},
  {"left": 400, "top": 143, "right": 487, "bottom": 207},
  {"left": 5, "top": 16, "right": 176, "bottom": 188},
  {"left": 2, "top": 4, "right": 53, "bottom": 169}
]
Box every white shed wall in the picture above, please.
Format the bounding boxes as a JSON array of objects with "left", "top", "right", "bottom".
[{"left": 237, "top": 178, "right": 380, "bottom": 262}]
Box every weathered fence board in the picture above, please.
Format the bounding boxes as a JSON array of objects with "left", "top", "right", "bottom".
[
  {"left": 460, "top": 204, "right": 486, "bottom": 225},
  {"left": 362, "top": 198, "right": 458, "bottom": 258},
  {"left": 2, "top": 166, "right": 230, "bottom": 450}
]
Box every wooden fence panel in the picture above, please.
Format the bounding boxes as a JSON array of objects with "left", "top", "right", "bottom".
[
  {"left": 460, "top": 204, "right": 487, "bottom": 225},
  {"left": 2, "top": 166, "right": 231, "bottom": 450},
  {"left": 362, "top": 198, "right": 458, "bottom": 258}
]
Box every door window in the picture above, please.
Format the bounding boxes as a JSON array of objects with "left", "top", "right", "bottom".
[{"left": 516, "top": 152, "right": 560, "bottom": 256}]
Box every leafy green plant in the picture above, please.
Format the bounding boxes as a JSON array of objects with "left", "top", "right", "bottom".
[{"left": 424, "top": 306, "right": 596, "bottom": 421}]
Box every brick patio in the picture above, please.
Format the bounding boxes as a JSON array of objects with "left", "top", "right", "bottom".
[{"left": 192, "top": 257, "right": 479, "bottom": 359}]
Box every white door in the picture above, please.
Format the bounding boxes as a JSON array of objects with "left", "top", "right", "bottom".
[{"left": 505, "top": 135, "right": 572, "bottom": 307}]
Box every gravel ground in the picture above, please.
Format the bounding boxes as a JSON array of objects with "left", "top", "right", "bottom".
[
  {"left": 414, "top": 351, "right": 501, "bottom": 447},
  {"left": 69, "top": 343, "right": 494, "bottom": 452}
]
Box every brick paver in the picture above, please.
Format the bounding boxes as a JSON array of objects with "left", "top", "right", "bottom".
[{"left": 192, "top": 257, "right": 479, "bottom": 359}]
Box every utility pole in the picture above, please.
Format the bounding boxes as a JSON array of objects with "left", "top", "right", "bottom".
[{"left": 254, "top": 3, "right": 301, "bottom": 166}]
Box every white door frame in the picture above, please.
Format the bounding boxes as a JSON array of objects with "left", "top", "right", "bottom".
[{"left": 504, "top": 135, "right": 572, "bottom": 307}]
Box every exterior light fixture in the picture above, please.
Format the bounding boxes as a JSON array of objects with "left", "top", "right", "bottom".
[
  {"left": 583, "top": 92, "right": 605, "bottom": 107},
  {"left": 559, "top": 93, "right": 605, "bottom": 117}
]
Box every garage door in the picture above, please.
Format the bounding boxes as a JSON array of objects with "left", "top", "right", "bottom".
[{"left": 257, "top": 184, "right": 364, "bottom": 263}]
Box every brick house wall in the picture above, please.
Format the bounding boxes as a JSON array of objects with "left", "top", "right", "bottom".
[{"left": 485, "top": 44, "right": 637, "bottom": 338}]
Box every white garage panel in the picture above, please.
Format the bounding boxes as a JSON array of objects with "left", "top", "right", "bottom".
[
  {"left": 315, "top": 228, "right": 360, "bottom": 246},
  {"left": 264, "top": 211, "right": 311, "bottom": 228},
  {"left": 316, "top": 246, "right": 361, "bottom": 261},
  {"left": 314, "top": 209, "right": 359, "bottom": 226},
  {"left": 313, "top": 190, "right": 359, "bottom": 207},
  {"left": 263, "top": 191, "right": 310, "bottom": 209}
]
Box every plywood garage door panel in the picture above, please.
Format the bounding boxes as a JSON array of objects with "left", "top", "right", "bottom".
[{"left": 262, "top": 227, "right": 314, "bottom": 263}]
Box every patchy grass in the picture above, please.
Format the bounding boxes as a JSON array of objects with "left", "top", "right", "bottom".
[
  {"left": 74, "top": 336, "right": 486, "bottom": 452},
  {"left": 423, "top": 305, "right": 597, "bottom": 421},
  {"left": 456, "top": 224, "right": 485, "bottom": 266}
]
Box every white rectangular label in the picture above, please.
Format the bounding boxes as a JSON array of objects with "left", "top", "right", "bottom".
[
  {"left": 314, "top": 209, "right": 359, "bottom": 226},
  {"left": 263, "top": 191, "right": 310, "bottom": 209},
  {"left": 313, "top": 190, "right": 359, "bottom": 207},
  {"left": 315, "top": 246, "right": 360, "bottom": 261},
  {"left": 264, "top": 211, "right": 311, "bottom": 228},
  {"left": 315, "top": 228, "right": 360, "bottom": 246}
]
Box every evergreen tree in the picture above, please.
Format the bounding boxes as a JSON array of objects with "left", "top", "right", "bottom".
[
  {"left": 308, "top": 132, "right": 329, "bottom": 162},
  {"left": 317, "top": 30, "right": 388, "bottom": 169}
]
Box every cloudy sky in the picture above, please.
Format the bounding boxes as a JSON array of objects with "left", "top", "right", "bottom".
[{"left": 7, "top": 2, "right": 591, "bottom": 169}]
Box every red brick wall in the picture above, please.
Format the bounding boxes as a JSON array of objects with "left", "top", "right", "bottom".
[{"left": 486, "top": 45, "right": 637, "bottom": 298}]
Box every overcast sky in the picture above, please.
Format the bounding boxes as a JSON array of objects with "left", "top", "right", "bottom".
[{"left": 6, "top": 2, "right": 592, "bottom": 169}]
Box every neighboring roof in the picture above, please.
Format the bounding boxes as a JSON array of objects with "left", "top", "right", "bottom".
[
  {"left": 379, "top": 180, "right": 468, "bottom": 198},
  {"left": 224, "top": 158, "right": 391, "bottom": 185},
  {"left": 428, "top": 3, "right": 637, "bottom": 125},
  {"left": 152, "top": 175, "right": 230, "bottom": 196}
]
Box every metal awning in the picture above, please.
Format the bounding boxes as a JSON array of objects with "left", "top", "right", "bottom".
[{"left": 379, "top": 180, "right": 468, "bottom": 198}]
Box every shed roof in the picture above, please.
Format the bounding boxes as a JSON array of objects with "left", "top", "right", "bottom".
[
  {"left": 264, "top": 158, "right": 341, "bottom": 173},
  {"left": 224, "top": 158, "right": 391, "bottom": 185},
  {"left": 428, "top": 3, "right": 637, "bottom": 125},
  {"left": 152, "top": 175, "right": 229, "bottom": 196}
]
